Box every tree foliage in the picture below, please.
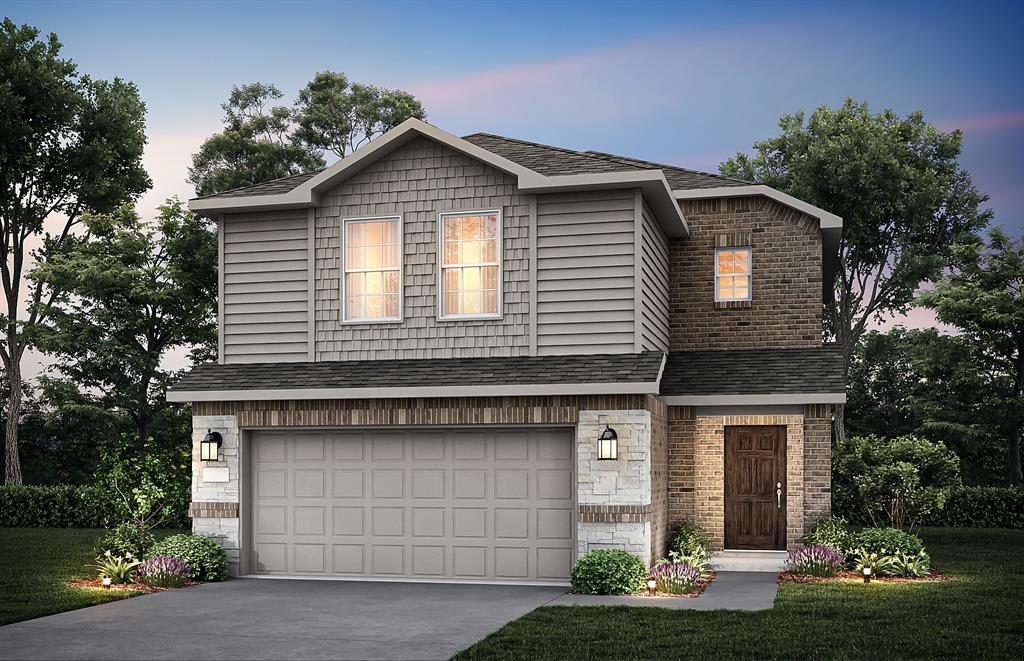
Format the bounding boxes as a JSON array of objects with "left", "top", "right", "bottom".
[
  {"left": 833, "top": 434, "right": 961, "bottom": 530},
  {"left": 721, "top": 98, "right": 991, "bottom": 439},
  {"left": 919, "top": 229, "right": 1024, "bottom": 484},
  {"left": 846, "top": 327, "right": 1009, "bottom": 483},
  {"left": 188, "top": 72, "right": 426, "bottom": 197},
  {"left": 29, "top": 199, "right": 217, "bottom": 444},
  {"left": 187, "top": 83, "right": 325, "bottom": 197},
  {"left": 0, "top": 19, "right": 151, "bottom": 483},
  {"left": 293, "top": 71, "right": 426, "bottom": 159}
]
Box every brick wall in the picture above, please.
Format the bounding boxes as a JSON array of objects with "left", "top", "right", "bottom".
[
  {"left": 803, "top": 404, "right": 833, "bottom": 529},
  {"left": 669, "top": 196, "right": 822, "bottom": 351},
  {"left": 648, "top": 397, "right": 669, "bottom": 561},
  {"left": 667, "top": 406, "right": 818, "bottom": 551},
  {"left": 314, "top": 136, "right": 532, "bottom": 360}
]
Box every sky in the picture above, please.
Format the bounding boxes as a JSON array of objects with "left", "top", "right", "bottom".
[{"left": 4, "top": 0, "right": 1023, "bottom": 377}]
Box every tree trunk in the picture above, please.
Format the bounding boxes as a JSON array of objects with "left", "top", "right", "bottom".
[
  {"left": 1010, "top": 359, "right": 1023, "bottom": 485},
  {"left": 834, "top": 402, "right": 846, "bottom": 444},
  {"left": 4, "top": 363, "right": 23, "bottom": 485}
]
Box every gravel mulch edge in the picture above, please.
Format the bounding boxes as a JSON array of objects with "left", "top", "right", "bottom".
[
  {"left": 778, "top": 569, "right": 947, "bottom": 584},
  {"left": 66, "top": 578, "right": 204, "bottom": 593}
]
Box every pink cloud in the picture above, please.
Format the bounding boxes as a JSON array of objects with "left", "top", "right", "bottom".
[{"left": 938, "top": 110, "right": 1024, "bottom": 134}]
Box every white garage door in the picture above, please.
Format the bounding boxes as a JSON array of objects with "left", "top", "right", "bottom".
[{"left": 250, "top": 428, "right": 575, "bottom": 583}]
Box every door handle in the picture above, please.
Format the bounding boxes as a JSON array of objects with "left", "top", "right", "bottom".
[{"left": 776, "top": 482, "right": 782, "bottom": 509}]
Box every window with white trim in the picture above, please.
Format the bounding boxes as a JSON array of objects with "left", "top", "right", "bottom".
[
  {"left": 343, "top": 216, "right": 401, "bottom": 322},
  {"left": 439, "top": 210, "right": 500, "bottom": 319},
  {"left": 715, "top": 247, "right": 751, "bottom": 302}
]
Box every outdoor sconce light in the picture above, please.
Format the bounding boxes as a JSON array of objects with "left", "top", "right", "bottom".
[
  {"left": 597, "top": 425, "right": 618, "bottom": 460},
  {"left": 862, "top": 567, "right": 872, "bottom": 583},
  {"left": 101, "top": 576, "right": 112, "bottom": 589},
  {"left": 201, "top": 431, "right": 223, "bottom": 462},
  {"left": 647, "top": 578, "right": 657, "bottom": 596}
]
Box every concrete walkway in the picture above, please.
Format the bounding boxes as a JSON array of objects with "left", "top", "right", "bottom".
[
  {"left": 0, "top": 578, "right": 565, "bottom": 660},
  {"left": 549, "top": 571, "right": 780, "bottom": 610}
]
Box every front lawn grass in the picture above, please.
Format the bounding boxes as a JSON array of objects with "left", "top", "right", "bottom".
[
  {"left": 456, "top": 528, "right": 1024, "bottom": 660},
  {"left": 0, "top": 527, "right": 185, "bottom": 626}
]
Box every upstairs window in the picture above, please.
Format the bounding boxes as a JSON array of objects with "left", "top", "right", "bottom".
[
  {"left": 343, "top": 216, "right": 401, "bottom": 322},
  {"left": 439, "top": 210, "right": 501, "bottom": 319},
  {"left": 715, "top": 247, "right": 751, "bottom": 302}
]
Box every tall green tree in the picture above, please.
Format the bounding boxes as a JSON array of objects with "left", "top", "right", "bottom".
[
  {"left": 293, "top": 71, "right": 426, "bottom": 159},
  {"left": 0, "top": 19, "right": 150, "bottom": 484},
  {"left": 721, "top": 98, "right": 991, "bottom": 440},
  {"left": 920, "top": 229, "right": 1024, "bottom": 484},
  {"left": 188, "top": 83, "right": 325, "bottom": 197},
  {"left": 189, "top": 72, "right": 427, "bottom": 197},
  {"left": 29, "top": 199, "right": 217, "bottom": 444},
  {"left": 847, "top": 327, "right": 1008, "bottom": 483}
]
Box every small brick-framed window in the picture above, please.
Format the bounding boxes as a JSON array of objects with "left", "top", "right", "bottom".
[
  {"left": 715, "top": 246, "right": 752, "bottom": 302},
  {"left": 438, "top": 209, "right": 502, "bottom": 320},
  {"left": 342, "top": 215, "right": 402, "bottom": 322}
]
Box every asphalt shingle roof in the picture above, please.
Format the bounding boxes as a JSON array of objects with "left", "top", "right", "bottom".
[
  {"left": 462, "top": 133, "right": 750, "bottom": 190},
  {"left": 195, "top": 169, "right": 325, "bottom": 199},
  {"left": 660, "top": 344, "right": 846, "bottom": 396},
  {"left": 195, "top": 130, "right": 750, "bottom": 200},
  {"left": 169, "top": 352, "right": 665, "bottom": 393}
]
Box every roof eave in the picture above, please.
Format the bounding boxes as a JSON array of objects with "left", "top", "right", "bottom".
[
  {"left": 167, "top": 380, "right": 662, "bottom": 403},
  {"left": 672, "top": 185, "right": 843, "bottom": 229},
  {"left": 659, "top": 393, "right": 846, "bottom": 406}
]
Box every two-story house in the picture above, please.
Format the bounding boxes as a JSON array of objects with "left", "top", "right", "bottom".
[{"left": 168, "top": 119, "right": 846, "bottom": 582}]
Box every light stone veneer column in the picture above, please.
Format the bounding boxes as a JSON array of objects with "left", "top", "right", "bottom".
[
  {"left": 576, "top": 410, "right": 653, "bottom": 565},
  {"left": 191, "top": 415, "right": 241, "bottom": 576}
]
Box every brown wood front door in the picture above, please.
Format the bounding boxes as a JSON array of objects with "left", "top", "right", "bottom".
[{"left": 725, "top": 425, "right": 786, "bottom": 550}]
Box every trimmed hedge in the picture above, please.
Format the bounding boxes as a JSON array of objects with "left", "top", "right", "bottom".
[
  {"left": 925, "top": 487, "right": 1024, "bottom": 529},
  {"left": 0, "top": 485, "right": 108, "bottom": 528}
]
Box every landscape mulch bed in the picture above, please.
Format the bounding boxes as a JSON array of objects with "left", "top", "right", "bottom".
[
  {"left": 66, "top": 578, "right": 203, "bottom": 593},
  {"left": 571, "top": 571, "right": 718, "bottom": 599},
  {"left": 778, "top": 569, "right": 946, "bottom": 584}
]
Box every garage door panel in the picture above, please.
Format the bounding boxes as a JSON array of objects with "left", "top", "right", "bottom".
[
  {"left": 252, "top": 428, "right": 574, "bottom": 583},
  {"left": 372, "top": 469, "right": 405, "bottom": 498},
  {"left": 333, "top": 469, "right": 364, "bottom": 497},
  {"left": 332, "top": 507, "right": 364, "bottom": 535}
]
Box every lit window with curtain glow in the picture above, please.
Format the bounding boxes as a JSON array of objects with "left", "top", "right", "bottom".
[
  {"left": 343, "top": 216, "right": 401, "bottom": 321},
  {"left": 715, "top": 247, "right": 752, "bottom": 302},
  {"left": 440, "top": 210, "right": 501, "bottom": 319}
]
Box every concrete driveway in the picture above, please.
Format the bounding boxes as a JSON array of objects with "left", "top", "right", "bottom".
[{"left": 0, "top": 578, "right": 566, "bottom": 660}]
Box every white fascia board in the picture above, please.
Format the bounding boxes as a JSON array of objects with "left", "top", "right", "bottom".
[
  {"left": 167, "top": 380, "right": 662, "bottom": 403},
  {"left": 522, "top": 171, "right": 689, "bottom": 238},
  {"left": 659, "top": 393, "right": 846, "bottom": 406},
  {"left": 673, "top": 185, "right": 843, "bottom": 229}
]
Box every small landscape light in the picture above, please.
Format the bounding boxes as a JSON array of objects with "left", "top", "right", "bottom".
[
  {"left": 201, "top": 430, "right": 223, "bottom": 462},
  {"left": 102, "top": 576, "right": 112, "bottom": 589},
  {"left": 597, "top": 425, "right": 618, "bottom": 460},
  {"left": 647, "top": 578, "right": 657, "bottom": 596},
  {"left": 862, "top": 567, "right": 872, "bottom": 583}
]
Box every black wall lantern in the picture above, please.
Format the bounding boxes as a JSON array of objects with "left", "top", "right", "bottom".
[
  {"left": 201, "top": 430, "right": 223, "bottom": 462},
  {"left": 597, "top": 425, "right": 618, "bottom": 460}
]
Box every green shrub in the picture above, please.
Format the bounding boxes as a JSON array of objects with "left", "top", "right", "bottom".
[
  {"left": 570, "top": 549, "right": 647, "bottom": 595},
  {"left": 889, "top": 550, "right": 931, "bottom": 577},
  {"left": 667, "top": 522, "right": 712, "bottom": 571},
  {"left": 92, "top": 552, "right": 142, "bottom": 584},
  {"left": 833, "top": 434, "right": 961, "bottom": 529},
  {"left": 93, "top": 522, "right": 155, "bottom": 559},
  {"left": 801, "top": 515, "right": 855, "bottom": 554},
  {"left": 853, "top": 527, "right": 924, "bottom": 556},
  {"left": 0, "top": 485, "right": 106, "bottom": 528},
  {"left": 926, "top": 487, "right": 1024, "bottom": 528},
  {"left": 148, "top": 534, "right": 227, "bottom": 581}
]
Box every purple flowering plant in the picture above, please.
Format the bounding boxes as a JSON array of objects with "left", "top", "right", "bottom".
[
  {"left": 649, "top": 562, "right": 701, "bottom": 594},
  {"left": 136, "top": 556, "right": 191, "bottom": 588},
  {"left": 785, "top": 544, "right": 846, "bottom": 577}
]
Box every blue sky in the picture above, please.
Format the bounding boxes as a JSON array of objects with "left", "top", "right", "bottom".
[
  {"left": 4, "top": 0, "right": 1023, "bottom": 376},
  {"left": 7, "top": 0, "right": 1023, "bottom": 236}
]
